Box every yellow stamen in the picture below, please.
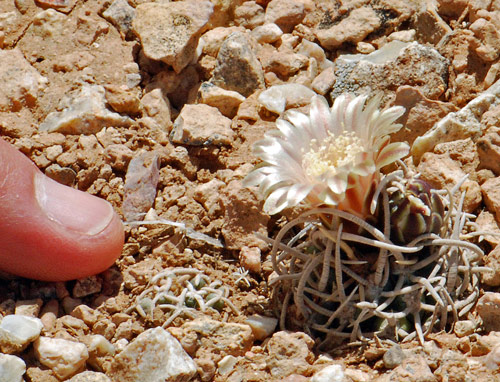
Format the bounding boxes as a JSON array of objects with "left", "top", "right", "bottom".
[{"left": 302, "top": 131, "right": 364, "bottom": 177}]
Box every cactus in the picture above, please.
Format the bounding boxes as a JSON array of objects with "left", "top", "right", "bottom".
[{"left": 388, "top": 178, "right": 445, "bottom": 245}]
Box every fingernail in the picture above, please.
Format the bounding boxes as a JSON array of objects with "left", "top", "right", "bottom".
[{"left": 35, "top": 173, "right": 114, "bottom": 235}]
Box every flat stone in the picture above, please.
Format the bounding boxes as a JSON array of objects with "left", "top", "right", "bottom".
[
  {"left": 412, "top": 78, "right": 500, "bottom": 162},
  {"left": 315, "top": 7, "right": 381, "bottom": 49},
  {"left": 67, "top": 371, "right": 112, "bottom": 382},
  {"left": 102, "top": 0, "right": 135, "bottom": 38},
  {"left": 476, "top": 292, "right": 500, "bottom": 332},
  {"left": 333, "top": 40, "right": 447, "bottom": 104},
  {"left": 239, "top": 246, "right": 261, "bottom": 273},
  {"left": 245, "top": 314, "right": 277, "bottom": 341},
  {"left": 0, "top": 315, "right": 44, "bottom": 354},
  {"left": 258, "top": 83, "right": 316, "bottom": 114},
  {"left": 198, "top": 82, "right": 245, "bottom": 118},
  {"left": 0, "top": 49, "right": 47, "bottom": 112},
  {"left": 122, "top": 151, "right": 160, "bottom": 222},
  {"left": 311, "top": 364, "right": 345, "bottom": 382},
  {"left": 413, "top": 0, "right": 452, "bottom": 45},
  {"left": 0, "top": 353, "right": 26, "bottom": 382},
  {"left": 34, "top": 337, "right": 89, "bottom": 380},
  {"left": 383, "top": 355, "right": 436, "bottom": 382},
  {"left": 108, "top": 327, "right": 197, "bottom": 382},
  {"left": 132, "top": 1, "right": 213, "bottom": 73},
  {"left": 265, "top": 0, "right": 305, "bottom": 33},
  {"left": 39, "top": 84, "right": 133, "bottom": 134},
  {"left": 211, "top": 31, "right": 265, "bottom": 97},
  {"left": 170, "top": 103, "right": 234, "bottom": 146},
  {"left": 475, "top": 210, "right": 500, "bottom": 247}
]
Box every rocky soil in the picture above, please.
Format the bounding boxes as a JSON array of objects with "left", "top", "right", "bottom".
[{"left": 2, "top": 0, "right": 500, "bottom": 381}]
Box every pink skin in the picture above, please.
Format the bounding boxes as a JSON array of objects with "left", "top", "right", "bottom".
[{"left": 0, "top": 138, "right": 124, "bottom": 281}]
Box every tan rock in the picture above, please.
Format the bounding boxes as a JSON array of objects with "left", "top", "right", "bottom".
[
  {"left": 312, "top": 66, "right": 335, "bottom": 95},
  {"left": 170, "top": 103, "right": 234, "bottom": 146},
  {"left": 418, "top": 152, "right": 482, "bottom": 213},
  {"left": 0, "top": 49, "right": 47, "bottom": 112},
  {"left": 200, "top": 26, "right": 245, "bottom": 57},
  {"left": 476, "top": 292, "right": 500, "bottom": 332},
  {"left": 221, "top": 180, "right": 269, "bottom": 250},
  {"left": 172, "top": 317, "right": 254, "bottom": 359},
  {"left": 475, "top": 210, "right": 500, "bottom": 247},
  {"left": 470, "top": 16, "right": 500, "bottom": 62},
  {"left": 234, "top": 1, "right": 265, "bottom": 29},
  {"left": 392, "top": 86, "right": 458, "bottom": 146},
  {"left": 132, "top": 1, "right": 213, "bottom": 73},
  {"left": 315, "top": 7, "right": 380, "bottom": 49},
  {"left": 265, "top": 0, "right": 305, "bottom": 33},
  {"left": 478, "top": 130, "right": 500, "bottom": 175},
  {"left": 482, "top": 245, "right": 500, "bottom": 287},
  {"left": 434, "top": 138, "right": 479, "bottom": 175},
  {"left": 197, "top": 82, "right": 245, "bottom": 118},
  {"left": 104, "top": 85, "right": 140, "bottom": 115},
  {"left": 259, "top": 46, "right": 308, "bottom": 77},
  {"left": 239, "top": 246, "right": 261, "bottom": 273},
  {"left": 482, "top": 177, "right": 500, "bottom": 222},
  {"left": 266, "top": 331, "right": 315, "bottom": 378},
  {"left": 251, "top": 23, "right": 283, "bottom": 44},
  {"left": 140, "top": 89, "right": 173, "bottom": 132}
]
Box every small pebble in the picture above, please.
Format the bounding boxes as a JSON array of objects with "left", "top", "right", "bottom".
[
  {"left": 383, "top": 344, "right": 406, "bottom": 369},
  {"left": 312, "top": 364, "right": 345, "bottom": 382},
  {"left": 0, "top": 353, "right": 26, "bottom": 382},
  {"left": 34, "top": 337, "right": 89, "bottom": 380},
  {"left": 0, "top": 315, "right": 44, "bottom": 354},
  {"left": 245, "top": 314, "right": 278, "bottom": 341}
]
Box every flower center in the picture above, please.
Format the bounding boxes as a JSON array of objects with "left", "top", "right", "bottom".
[{"left": 302, "top": 131, "right": 364, "bottom": 177}]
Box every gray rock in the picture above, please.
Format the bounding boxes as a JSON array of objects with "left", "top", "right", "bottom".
[
  {"left": 413, "top": 78, "right": 500, "bottom": 162},
  {"left": 108, "top": 327, "right": 197, "bottom": 382},
  {"left": 132, "top": 1, "right": 213, "bottom": 73},
  {"left": 123, "top": 151, "right": 160, "bottom": 222},
  {"left": 211, "top": 32, "right": 265, "bottom": 97},
  {"left": 383, "top": 344, "right": 406, "bottom": 369},
  {"left": 0, "top": 49, "right": 47, "bottom": 112},
  {"left": 332, "top": 40, "right": 448, "bottom": 104},
  {"left": 258, "top": 83, "right": 315, "bottom": 114},
  {"left": 102, "top": 0, "right": 135, "bottom": 38},
  {"left": 39, "top": 84, "right": 133, "bottom": 134},
  {"left": 0, "top": 354, "right": 26, "bottom": 382},
  {"left": 34, "top": 336, "right": 89, "bottom": 380},
  {"left": 170, "top": 103, "right": 234, "bottom": 146},
  {"left": 0, "top": 315, "right": 44, "bottom": 354}
]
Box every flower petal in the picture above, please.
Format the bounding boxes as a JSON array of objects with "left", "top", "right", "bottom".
[{"left": 376, "top": 141, "right": 410, "bottom": 169}]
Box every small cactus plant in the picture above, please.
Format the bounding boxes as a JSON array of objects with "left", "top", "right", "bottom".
[{"left": 388, "top": 178, "right": 445, "bottom": 244}]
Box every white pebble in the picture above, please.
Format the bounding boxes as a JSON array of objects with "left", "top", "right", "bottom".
[
  {"left": 312, "top": 364, "right": 345, "bottom": 382},
  {"left": 0, "top": 314, "right": 44, "bottom": 353},
  {"left": 245, "top": 314, "right": 278, "bottom": 340},
  {"left": 0, "top": 353, "right": 26, "bottom": 382}
]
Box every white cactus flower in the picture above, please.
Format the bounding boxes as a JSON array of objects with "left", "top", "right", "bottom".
[{"left": 244, "top": 93, "right": 410, "bottom": 217}]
